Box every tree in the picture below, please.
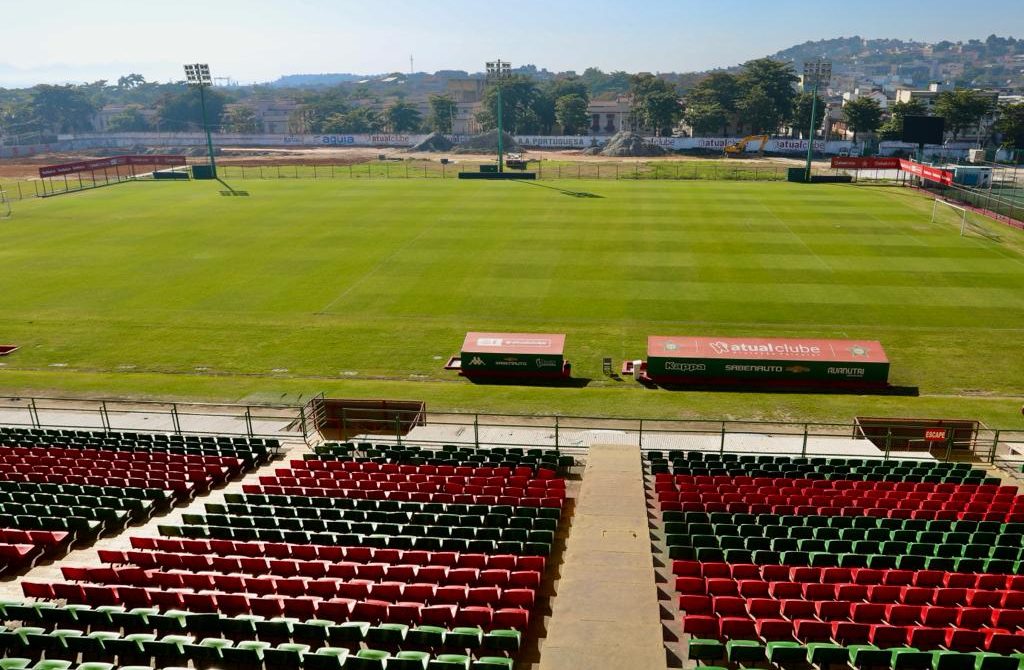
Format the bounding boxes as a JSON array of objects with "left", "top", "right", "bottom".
[
  {"left": 555, "top": 94, "right": 589, "bottom": 135},
  {"left": 995, "top": 103, "right": 1024, "bottom": 150},
  {"left": 107, "top": 107, "right": 151, "bottom": 132},
  {"left": 791, "top": 92, "right": 826, "bottom": 138},
  {"left": 533, "top": 78, "right": 589, "bottom": 135},
  {"left": 688, "top": 73, "right": 741, "bottom": 111},
  {"left": 842, "top": 96, "right": 883, "bottom": 142},
  {"left": 321, "top": 107, "right": 382, "bottom": 134},
  {"left": 878, "top": 99, "right": 928, "bottom": 140},
  {"left": 385, "top": 101, "right": 422, "bottom": 132},
  {"left": 117, "top": 73, "right": 147, "bottom": 89},
  {"left": 736, "top": 85, "right": 777, "bottom": 134},
  {"left": 221, "top": 105, "right": 259, "bottom": 134},
  {"left": 427, "top": 94, "right": 456, "bottom": 133},
  {"left": 630, "top": 74, "right": 681, "bottom": 136},
  {"left": 476, "top": 75, "right": 541, "bottom": 134},
  {"left": 683, "top": 101, "right": 728, "bottom": 136},
  {"left": 735, "top": 58, "right": 799, "bottom": 132},
  {"left": 934, "top": 88, "right": 996, "bottom": 139},
  {"left": 30, "top": 85, "right": 97, "bottom": 133},
  {"left": 155, "top": 88, "right": 227, "bottom": 132}
]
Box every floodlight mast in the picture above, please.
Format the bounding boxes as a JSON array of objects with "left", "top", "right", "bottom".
[
  {"left": 802, "top": 59, "right": 831, "bottom": 183},
  {"left": 486, "top": 60, "right": 512, "bottom": 172},
  {"left": 184, "top": 63, "right": 217, "bottom": 177}
]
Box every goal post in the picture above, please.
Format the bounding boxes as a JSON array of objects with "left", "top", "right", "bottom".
[
  {"left": 931, "top": 197, "right": 1000, "bottom": 241},
  {"left": 931, "top": 198, "right": 968, "bottom": 236},
  {"left": 0, "top": 188, "right": 11, "bottom": 220}
]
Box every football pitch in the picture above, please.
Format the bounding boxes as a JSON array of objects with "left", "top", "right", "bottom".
[{"left": 1, "top": 178, "right": 1023, "bottom": 425}]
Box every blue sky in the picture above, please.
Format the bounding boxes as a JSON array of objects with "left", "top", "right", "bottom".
[{"left": 1, "top": 0, "right": 1022, "bottom": 87}]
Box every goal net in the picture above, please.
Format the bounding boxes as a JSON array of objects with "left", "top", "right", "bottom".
[
  {"left": 930, "top": 198, "right": 999, "bottom": 241},
  {"left": 0, "top": 188, "right": 10, "bottom": 220}
]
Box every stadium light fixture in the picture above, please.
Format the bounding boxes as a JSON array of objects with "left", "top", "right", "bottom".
[
  {"left": 802, "top": 59, "right": 832, "bottom": 183},
  {"left": 486, "top": 60, "right": 512, "bottom": 172},
  {"left": 184, "top": 63, "right": 217, "bottom": 177}
]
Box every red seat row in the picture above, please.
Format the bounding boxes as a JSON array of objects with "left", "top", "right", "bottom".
[
  {"left": 243, "top": 484, "right": 563, "bottom": 508},
  {"left": 125, "top": 536, "right": 546, "bottom": 572},
  {"left": 682, "top": 614, "right": 1024, "bottom": 652},
  {"left": 681, "top": 593, "right": 1024, "bottom": 629},
  {"left": 96, "top": 551, "right": 542, "bottom": 589},
  {"left": 0, "top": 528, "right": 69, "bottom": 547},
  {"left": 672, "top": 562, "right": 1024, "bottom": 590},
  {"left": 658, "top": 491, "right": 1024, "bottom": 512},
  {"left": 22, "top": 581, "right": 530, "bottom": 629}
]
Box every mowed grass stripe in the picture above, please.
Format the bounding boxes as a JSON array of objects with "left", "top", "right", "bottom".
[{"left": 1, "top": 178, "right": 1022, "bottom": 414}]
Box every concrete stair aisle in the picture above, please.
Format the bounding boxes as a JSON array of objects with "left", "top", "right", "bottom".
[{"left": 536, "top": 444, "right": 664, "bottom": 670}]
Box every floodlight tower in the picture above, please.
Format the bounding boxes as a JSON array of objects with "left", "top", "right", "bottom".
[
  {"left": 802, "top": 59, "right": 832, "bottom": 183},
  {"left": 486, "top": 59, "right": 512, "bottom": 172},
  {"left": 184, "top": 63, "right": 217, "bottom": 177}
]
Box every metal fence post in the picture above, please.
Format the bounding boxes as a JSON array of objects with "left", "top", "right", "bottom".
[
  {"left": 473, "top": 415, "right": 480, "bottom": 448},
  {"left": 554, "top": 416, "right": 560, "bottom": 453},
  {"left": 884, "top": 427, "right": 892, "bottom": 461},
  {"left": 245, "top": 407, "right": 254, "bottom": 438},
  {"left": 720, "top": 421, "right": 726, "bottom": 454},
  {"left": 395, "top": 414, "right": 402, "bottom": 446},
  {"left": 171, "top": 403, "right": 182, "bottom": 435},
  {"left": 100, "top": 401, "right": 111, "bottom": 432},
  {"left": 990, "top": 430, "right": 1000, "bottom": 464},
  {"left": 944, "top": 434, "right": 953, "bottom": 462},
  {"left": 638, "top": 418, "right": 644, "bottom": 449},
  {"left": 801, "top": 423, "right": 808, "bottom": 457},
  {"left": 299, "top": 405, "right": 308, "bottom": 441},
  {"left": 341, "top": 408, "right": 348, "bottom": 441},
  {"left": 29, "top": 399, "right": 40, "bottom": 429}
]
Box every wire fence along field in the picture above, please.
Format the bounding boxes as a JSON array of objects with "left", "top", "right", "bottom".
[
  {"left": 0, "top": 160, "right": 804, "bottom": 199},
  {"left": 4, "top": 395, "right": 1020, "bottom": 463},
  {"left": 216, "top": 160, "right": 797, "bottom": 182}
]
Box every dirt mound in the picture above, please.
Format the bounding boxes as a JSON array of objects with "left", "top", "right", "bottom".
[
  {"left": 599, "top": 131, "right": 666, "bottom": 157},
  {"left": 452, "top": 130, "right": 522, "bottom": 154},
  {"left": 407, "top": 132, "right": 454, "bottom": 153}
]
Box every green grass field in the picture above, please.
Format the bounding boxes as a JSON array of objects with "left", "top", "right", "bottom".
[{"left": 1, "top": 178, "right": 1023, "bottom": 426}]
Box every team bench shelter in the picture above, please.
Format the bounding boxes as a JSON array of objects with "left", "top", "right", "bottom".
[
  {"left": 625, "top": 336, "right": 890, "bottom": 390},
  {"left": 446, "top": 332, "right": 571, "bottom": 381}
]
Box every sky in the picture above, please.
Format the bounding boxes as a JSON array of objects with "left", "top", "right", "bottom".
[{"left": 2, "top": 0, "right": 1023, "bottom": 87}]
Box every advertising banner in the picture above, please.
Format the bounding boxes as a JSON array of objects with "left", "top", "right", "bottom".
[
  {"left": 830, "top": 157, "right": 902, "bottom": 170},
  {"left": 39, "top": 155, "right": 186, "bottom": 178},
  {"left": 645, "top": 336, "right": 890, "bottom": 385},
  {"left": 898, "top": 159, "right": 954, "bottom": 186}
]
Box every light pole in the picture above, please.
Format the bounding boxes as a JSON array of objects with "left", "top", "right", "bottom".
[
  {"left": 184, "top": 63, "right": 217, "bottom": 178},
  {"left": 802, "top": 59, "right": 832, "bottom": 183},
  {"left": 486, "top": 60, "right": 512, "bottom": 172}
]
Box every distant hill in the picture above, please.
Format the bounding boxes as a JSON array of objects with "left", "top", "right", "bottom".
[{"left": 269, "top": 73, "right": 371, "bottom": 88}]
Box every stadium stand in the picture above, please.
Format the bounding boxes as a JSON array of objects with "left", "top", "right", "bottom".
[
  {"left": 0, "top": 428, "right": 272, "bottom": 573},
  {"left": 9, "top": 442, "right": 570, "bottom": 669},
  {"left": 647, "top": 451, "right": 1024, "bottom": 670}
]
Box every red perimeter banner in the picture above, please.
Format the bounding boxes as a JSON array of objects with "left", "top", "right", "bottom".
[
  {"left": 39, "top": 155, "right": 186, "bottom": 178},
  {"left": 830, "top": 156, "right": 902, "bottom": 170},
  {"left": 829, "top": 156, "right": 953, "bottom": 186},
  {"left": 898, "top": 158, "right": 954, "bottom": 186}
]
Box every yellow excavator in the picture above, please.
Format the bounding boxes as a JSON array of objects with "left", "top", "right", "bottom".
[{"left": 724, "top": 134, "right": 769, "bottom": 158}]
